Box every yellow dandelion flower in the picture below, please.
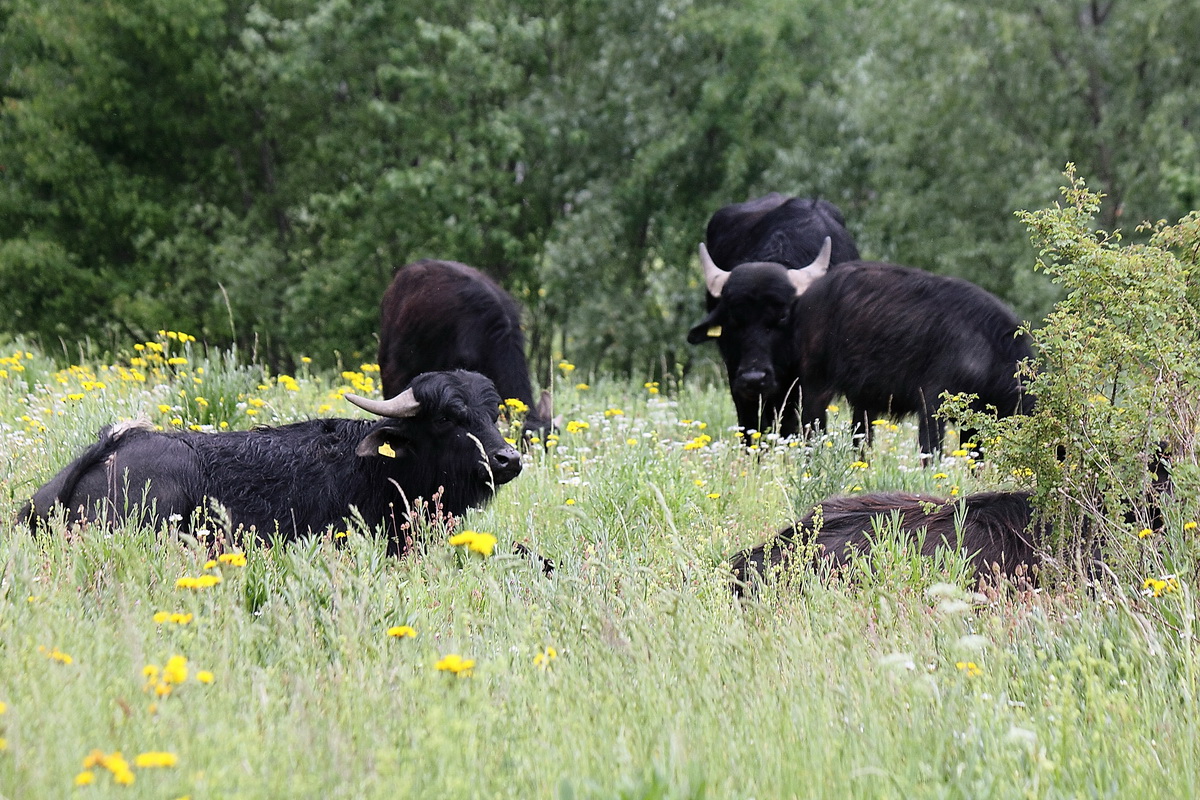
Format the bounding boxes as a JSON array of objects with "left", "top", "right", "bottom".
[
  {"left": 153, "top": 611, "right": 171, "bottom": 624},
  {"left": 1185, "top": 521, "right": 1198, "bottom": 531},
  {"left": 447, "top": 530, "right": 497, "bottom": 557},
  {"left": 626, "top": 438, "right": 638, "bottom": 446},
  {"left": 218, "top": 552, "right": 247, "bottom": 567},
  {"left": 203, "top": 560, "right": 217, "bottom": 570},
  {"left": 1138, "top": 528, "right": 1154, "bottom": 539},
  {"left": 387, "top": 625, "right": 417, "bottom": 638},
  {"left": 74, "top": 771, "right": 96, "bottom": 786},
  {"left": 435, "top": 654, "right": 475, "bottom": 675},
  {"left": 565, "top": 498, "right": 576, "bottom": 506},
  {"left": 196, "top": 670, "right": 215, "bottom": 685},
  {"left": 575, "top": 383, "right": 590, "bottom": 390},
  {"left": 955, "top": 661, "right": 983, "bottom": 677},
  {"left": 162, "top": 655, "right": 188, "bottom": 685},
  {"left": 557, "top": 361, "right": 575, "bottom": 373},
  {"left": 134, "top": 751, "right": 178, "bottom": 768},
  {"left": 706, "top": 492, "right": 721, "bottom": 500},
  {"left": 604, "top": 408, "right": 624, "bottom": 417},
  {"left": 534, "top": 646, "right": 558, "bottom": 669},
  {"left": 565, "top": 420, "right": 589, "bottom": 434},
  {"left": 849, "top": 460, "right": 869, "bottom": 470}
]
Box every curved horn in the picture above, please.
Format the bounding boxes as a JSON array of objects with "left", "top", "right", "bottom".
[
  {"left": 345, "top": 389, "right": 421, "bottom": 418},
  {"left": 700, "top": 242, "right": 732, "bottom": 297},
  {"left": 787, "top": 236, "right": 832, "bottom": 296}
]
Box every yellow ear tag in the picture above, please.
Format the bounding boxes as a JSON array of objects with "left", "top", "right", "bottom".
[
  {"left": 707, "top": 325, "right": 722, "bottom": 338},
  {"left": 378, "top": 442, "right": 396, "bottom": 458}
]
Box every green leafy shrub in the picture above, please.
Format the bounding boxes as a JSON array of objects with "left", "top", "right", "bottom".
[{"left": 944, "top": 166, "right": 1200, "bottom": 584}]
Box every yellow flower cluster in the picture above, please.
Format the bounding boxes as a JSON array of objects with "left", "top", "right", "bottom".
[
  {"left": 79, "top": 749, "right": 136, "bottom": 786},
  {"left": 565, "top": 420, "right": 589, "bottom": 434},
  {"left": 644, "top": 381, "right": 660, "bottom": 395},
  {"left": 203, "top": 552, "right": 247, "bottom": 569},
  {"left": 557, "top": 360, "right": 575, "bottom": 374},
  {"left": 534, "top": 646, "right": 557, "bottom": 669},
  {"left": 37, "top": 645, "right": 74, "bottom": 665},
  {"left": 143, "top": 655, "right": 214, "bottom": 698},
  {"left": 77, "top": 748, "right": 180, "bottom": 786},
  {"left": 387, "top": 625, "right": 417, "bottom": 638},
  {"left": 153, "top": 611, "right": 194, "bottom": 625},
  {"left": 504, "top": 397, "right": 530, "bottom": 414},
  {"left": 604, "top": 408, "right": 624, "bottom": 417},
  {"left": 1142, "top": 575, "right": 1180, "bottom": 597},
  {"left": 0, "top": 349, "right": 34, "bottom": 380},
  {"left": 175, "top": 574, "right": 222, "bottom": 590},
  {"left": 683, "top": 434, "right": 712, "bottom": 451},
  {"left": 956, "top": 661, "right": 983, "bottom": 677},
  {"left": 435, "top": 654, "right": 475, "bottom": 675},
  {"left": 340, "top": 364, "right": 380, "bottom": 395},
  {"left": 448, "top": 530, "right": 498, "bottom": 557}
]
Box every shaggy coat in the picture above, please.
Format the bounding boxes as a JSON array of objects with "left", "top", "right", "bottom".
[
  {"left": 23, "top": 371, "right": 521, "bottom": 554},
  {"left": 729, "top": 491, "right": 1041, "bottom": 596},
  {"left": 378, "top": 259, "right": 551, "bottom": 439}
]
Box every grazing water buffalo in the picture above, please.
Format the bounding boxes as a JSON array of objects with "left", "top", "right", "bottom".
[
  {"left": 23, "top": 370, "right": 520, "bottom": 554},
  {"left": 378, "top": 259, "right": 552, "bottom": 441},
  {"left": 695, "top": 195, "right": 859, "bottom": 435},
  {"left": 688, "top": 253, "right": 1034, "bottom": 455},
  {"left": 729, "top": 491, "right": 1042, "bottom": 596}
]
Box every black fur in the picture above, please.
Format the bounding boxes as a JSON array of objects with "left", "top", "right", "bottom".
[
  {"left": 378, "top": 260, "right": 551, "bottom": 440},
  {"left": 729, "top": 491, "right": 1042, "bottom": 596},
  {"left": 689, "top": 260, "right": 1034, "bottom": 454},
  {"left": 704, "top": 194, "right": 860, "bottom": 280},
  {"left": 22, "top": 370, "right": 521, "bottom": 554}
]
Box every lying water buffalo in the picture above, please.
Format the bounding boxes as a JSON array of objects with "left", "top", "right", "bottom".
[
  {"left": 23, "top": 370, "right": 521, "bottom": 554},
  {"left": 688, "top": 251, "right": 1034, "bottom": 455},
  {"left": 378, "top": 259, "right": 552, "bottom": 441},
  {"left": 728, "top": 491, "right": 1042, "bottom": 596}
]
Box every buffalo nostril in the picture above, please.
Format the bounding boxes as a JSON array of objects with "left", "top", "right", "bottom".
[
  {"left": 490, "top": 448, "right": 522, "bottom": 480},
  {"left": 740, "top": 371, "right": 768, "bottom": 389}
]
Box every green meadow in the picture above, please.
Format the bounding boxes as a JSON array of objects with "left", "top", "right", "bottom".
[{"left": 0, "top": 335, "right": 1197, "bottom": 798}]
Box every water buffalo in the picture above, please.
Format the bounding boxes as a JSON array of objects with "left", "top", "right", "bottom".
[
  {"left": 704, "top": 194, "right": 860, "bottom": 287},
  {"left": 695, "top": 195, "right": 860, "bottom": 436},
  {"left": 23, "top": 370, "right": 521, "bottom": 554},
  {"left": 688, "top": 253, "right": 1034, "bottom": 455},
  {"left": 728, "top": 490, "right": 1042, "bottom": 596},
  {"left": 378, "top": 259, "right": 551, "bottom": 441}
]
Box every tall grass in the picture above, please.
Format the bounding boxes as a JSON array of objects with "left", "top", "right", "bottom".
[{"left": 0, "top": 338, "right": 1196, "bottom": 798}]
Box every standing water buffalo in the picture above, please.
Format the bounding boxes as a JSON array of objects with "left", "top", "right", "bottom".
[
  {"left": 688, "top": 250, "right": 1034, "bottom": 455},
  {"left": 694, "top": 195, "right": 860, "bottom": 435},
  {"left": 378, "top": 259, "right": 552, "bottom": 441},
  {"left": 22, "top": 370, "right": 521, "bottom": 554},
  {"left": 729, "top": 490, "right": 1043, "bottom": 596}
]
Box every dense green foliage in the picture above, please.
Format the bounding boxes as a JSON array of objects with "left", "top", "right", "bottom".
[
  {"left": 4, "top": 0, "right": 1198, "bottom": 376},
  {"left": 1, "top": 341, "right": 1198, "bottom": 796},
  {"left": 944, "top": 168, "right": 1200, "bottom": 578}
]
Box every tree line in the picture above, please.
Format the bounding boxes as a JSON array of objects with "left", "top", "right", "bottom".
[{"left": 2, "top": 0, "right": 1197, "bottom": 381}]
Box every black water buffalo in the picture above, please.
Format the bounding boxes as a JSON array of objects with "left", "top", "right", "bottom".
[
  {"left": 23, "top": 370, "right": 521, "bottom": 554},
  {"left": 378, "top": 259, "right": 551, "bottom": 440},
  {"left": 688, "top": 253, "right": 1034, "bottom": 455},
  {"left": 693, "top": 195, "right": 859, "bottom": 436},
  {"left": 704, "top": 194, "right": 860, "bottom": 286},
  {"left": 729, "top": 491, "right": 1042, "bottom": 596}
]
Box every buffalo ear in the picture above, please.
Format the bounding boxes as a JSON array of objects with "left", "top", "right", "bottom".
[
  {"left": 687, "top": 309, "right": 723, "bottom": 345},
  {"left": 355, "top": 423, "right": 410, "bottom": 459}
]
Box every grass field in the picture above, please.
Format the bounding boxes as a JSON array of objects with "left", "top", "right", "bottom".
[{"left": 1, "top": 334, "right": 1197, "bottom": 798}]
